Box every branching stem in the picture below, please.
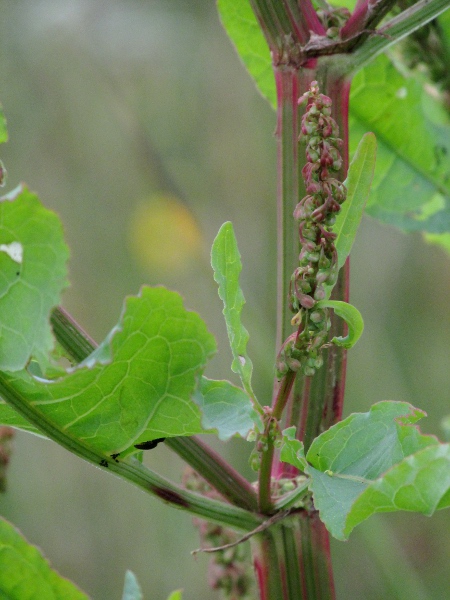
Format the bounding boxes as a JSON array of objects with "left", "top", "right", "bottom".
[{"left": 0, "top": 374, "right": 261, "bottom": 531}]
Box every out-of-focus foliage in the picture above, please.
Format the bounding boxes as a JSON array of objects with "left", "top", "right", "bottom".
[
  {"left": 0, "top": 517, "right": 89, "bottom": 599},
  {"left": 128, "top": 195, "right": 202, "bottom": 275},
  {"left": 0, "top": 1, "right": 449, "bottom": 600}
]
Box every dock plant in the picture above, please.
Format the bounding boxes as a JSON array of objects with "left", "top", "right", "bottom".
[{"left": 0, "top": 1, "right": 449, "bottom": 598}]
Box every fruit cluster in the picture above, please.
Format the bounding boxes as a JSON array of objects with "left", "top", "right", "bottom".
[{"left": 278, "top": 81, "right": 346, "bottom": 378}]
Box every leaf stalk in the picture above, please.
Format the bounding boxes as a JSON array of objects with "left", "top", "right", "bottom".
[{"left": 0, "top": 374, "right": 260, "bottom": 531}]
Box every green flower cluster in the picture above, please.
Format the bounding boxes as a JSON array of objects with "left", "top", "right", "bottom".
[{"left": 278, "top": 81, "right": 346, "bottom": 378}]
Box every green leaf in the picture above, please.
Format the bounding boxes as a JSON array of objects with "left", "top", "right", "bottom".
[
  {"left": 0, "top": 185, "right": 69, "bottom": 371},
  {"left": 0, "top": 517, "right": 89, "bottom": 599},
  {"left": 211, "top": 222, "right": 258, "bottom": 406},
  {"left": 305, "top": 401, "right": 446, "bottom": 540},
  {"left": 194, "top": 378, "right": 262, "bottom": 440},
  {"left": 0, "top": 402, "right": 42, "bottom": 436},
  {"left": 350, "top": 54, "right": 450, "bottom": 233},
  {"left": 217, "top": 0, "right": 275, "bottom": 107},
  {"left": 0, "top": 105, "right": 7, "bottom": 144},
  {"left": 280, "top": 426, "right": 307, "bottom": 471},
  {"left": 315, "top": 300, "right": 364, "bottom": 348},
  {"left": 121, "top": 570, "right": 143, "bottom": 600},
  {"left": 166, "top": 591, "right": 183, "bottom": 600},
  {"left": 334, "top": 133, "right": 377, "bottom": 272},
  {"left": 346, "top": 443, "right": 450, "bottom": 533},
  {"left": 0, "top": 287, "right": 217, "bottom": 454},
  {"left": 0, "top": 375, "right": 261, "bottom": 445}
]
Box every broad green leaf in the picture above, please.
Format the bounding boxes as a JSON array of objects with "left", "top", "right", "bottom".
[
  {"left": 315, "top": 300, "right": 364, "bottom": 348},
  {"left": 121, "top": 570, "right": 143, "bottom": 600},
  {"left": 346, "top": 443, "right": 450, "bottom": 533},
  {"left": 0, "top": 374, "right": 260, "bottom": 444},
  {"left": 280, "top": 426, "right": 307, "bottom": 471},
  {"left": 194, "top": 378, "right": 262, "bottom": 440},
  {"left": 0, "top": 185, "right": 69, "bottom": 371},
  {"left": 217, "top": 0, "right": 274, "bottom": 106},
  {"left": 0, "top": 288, "right": 262, "bottom": 454},
  {"left": 305, "top": 401, "right": 444, "bottom": 540},
  {"left": 211, "top": 222, "right": 257, "bottom": 404},
  {"left": 333, "top": 132, "right": 377, "bottom": 272},
  {"left": 0, "top": 287, "right": 217, "bottom": 455},
  {"left": 350, "top": 54, "right": 450, "bottom": 233},
  {"left": 0, "top": 105, "right": 7, "bottom": 144},
  {"left": 0, "top": 517, "right": 89, "bottom": 599}
]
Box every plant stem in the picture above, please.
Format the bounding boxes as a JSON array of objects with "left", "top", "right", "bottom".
[
  {"left": 252, "top": 5, "right": 354, "bottom": 593},
  {"left": 249, "top": 0, "right": 325, "bottom": 48},
  {"left": 257, "top": 62, "right": 308, "bottom": 513},
  {"left": 0, "top": 375, "right": 261, "bottom": 532},
  {"left": 258, "top": 437, "right": 276, "bottom": 514},
  {"left": 272, "top": 479, "right": 310, "bottom": 511},
  {"left": 349, "top": 0, "right": 450, "bottom": 73},
  {"left": 341, "top": 0, "right": 398, "bottom": 43},
  {"left": 165, "top": 436, "right": 258, "bottom": 512},
  {"left": 50, "top": 306, "right": 97, "bottom": 363},
  {"left": 50, "top": 307, "right": 258, "bottom": 511},
  {"left": 251, "top": 512, "right": 335, "bottom": 600}
]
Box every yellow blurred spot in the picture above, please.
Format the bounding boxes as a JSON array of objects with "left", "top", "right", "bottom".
[{"left": 128, "top": 195, "right": 202, "bottom": 274}]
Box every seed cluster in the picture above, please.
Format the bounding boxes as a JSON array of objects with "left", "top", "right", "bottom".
[
  {"left": 277, "top": 81, "right": 347, "bottom": 378},
  {"left": 184, "top": 468, "right": 255, "bottom": 599}
]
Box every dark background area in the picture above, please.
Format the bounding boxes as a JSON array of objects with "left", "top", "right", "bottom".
[{"left": 0, "top": 1, "right": 449, "bottom": 598}]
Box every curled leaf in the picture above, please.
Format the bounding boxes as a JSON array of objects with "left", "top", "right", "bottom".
[{"left": 315, "top": 300, "right": 364, "bottom": 348}]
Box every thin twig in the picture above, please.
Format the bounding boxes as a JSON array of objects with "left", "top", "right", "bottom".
[
  {"left": 341, "top": 0, "right": 398, "bottom": 42},
  {"left": 191, "top": 510, "right": 292, "bottom": 555}
]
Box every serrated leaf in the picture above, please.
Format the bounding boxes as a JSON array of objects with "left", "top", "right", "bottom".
[
  {"left": 333, "top": 132, "right": 377, "bottom": 272},
  {"left": 0, "top": 517, "right": 89, "bottom": 599},
  {"left": 121, "top": 570, "right": 143, "bottom": 600},
  {"left": 0, "top": 287, "right": 217, "bottom": 454},
  {"left": 193, "top": 378, "right": 262, "bottom": 440},
  {"left": 217, "top": 0, "right": 274, "bottom": 106},
  {"left": 280, "top": 426, "right": 307, "bottom": 471},
  {"left": 315, "top": 300, "right": 364, "bottom": 348},
  {"left": 305, "top": 401, "right": 444, "bottom": 540},
  {"left": 211, "top": 222, "right": 257, "bottom": 404},
  {"left": 0, "top": 185, "right": 69, "bottom": 371}
]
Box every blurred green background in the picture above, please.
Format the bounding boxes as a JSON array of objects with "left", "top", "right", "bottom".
[{"left": 0, "top": 1, "right": 449, "bottom": 598}]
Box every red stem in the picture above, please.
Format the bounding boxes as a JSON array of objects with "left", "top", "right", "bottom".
[{"left": 341, "top": 0, "right": 371, "bottom": 39}]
